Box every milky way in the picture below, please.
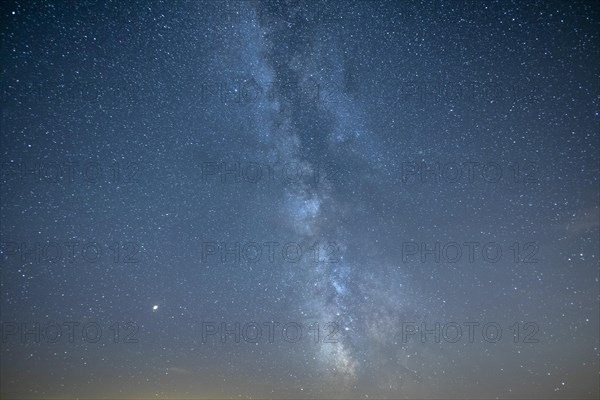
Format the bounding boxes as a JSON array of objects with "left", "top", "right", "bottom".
[{"left": 1, "top": 1, "right": 599, "bottom": 399}]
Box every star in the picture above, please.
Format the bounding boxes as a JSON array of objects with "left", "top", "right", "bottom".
[{"left": 0, "top": 1, "right": 597, "bottom": 399}]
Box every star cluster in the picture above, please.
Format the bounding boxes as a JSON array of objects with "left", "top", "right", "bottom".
[{"left": 1, "top": 0, "right": 599, "bottom": 399}]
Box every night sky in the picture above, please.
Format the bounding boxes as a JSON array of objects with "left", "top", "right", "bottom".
[{"left": 1, "top": 0, "right": 599, "bottom": 399}]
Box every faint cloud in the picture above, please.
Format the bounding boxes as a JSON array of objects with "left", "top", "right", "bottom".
[{"left": 565, "top": 207, "right": 600, "bottom": 234}]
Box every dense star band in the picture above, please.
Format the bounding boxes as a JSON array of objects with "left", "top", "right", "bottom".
[{"left": 0, "top": 0, "right": 599, "bottom": 399}]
